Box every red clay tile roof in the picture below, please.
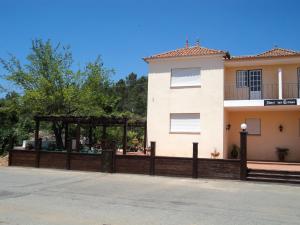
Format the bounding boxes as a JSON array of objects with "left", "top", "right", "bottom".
[
  {"left": 143, "top": 46, "right": 226, "bottom": 61},
  {"left": 230, "top": 48, "right": 300, "bottom": 60}
]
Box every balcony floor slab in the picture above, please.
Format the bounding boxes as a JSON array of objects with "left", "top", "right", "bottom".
[{"left": 224, "top": 99, "right": 300, "bottom": 111}]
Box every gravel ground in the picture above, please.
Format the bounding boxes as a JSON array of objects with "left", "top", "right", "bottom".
[{"left": 0, "top": 167, "right": 300, "bottom": 225}]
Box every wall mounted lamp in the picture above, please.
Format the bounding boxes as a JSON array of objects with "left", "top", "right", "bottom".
[{"left": 226, "top": 124, "right": 231, "bottom": 131}]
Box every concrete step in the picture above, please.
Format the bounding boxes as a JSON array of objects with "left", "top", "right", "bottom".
[
  {"left": 247, "top": 169, "right": 300, "bottom": 184},
  {"left": 248, "top": 169, "right": 300, "bottom": 176},
  {"left": 247, "top": 176, "right": 300, "bottom": 185},
  {"left": 248, "top": 172, "right": 300, "bottom": 180}
]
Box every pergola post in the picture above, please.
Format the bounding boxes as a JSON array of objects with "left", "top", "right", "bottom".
[
  {"left": 93, "top": 125, "right": 96, "bottom": 146},
  {"left": 122, "top": 119, "right": 128, "bottom": 155},
  {"left": 76, "top": 124, "right": 81, "bottom": 152},
  {"left": 101, "top": 124, "right": 107, "bottom": 149},
  {"left": 34, "top": 119, "right": 40, "bottom": 168},
  {"left": 64, "top": 122, "right": 69, "bottom": 150},
  {"left": 143, "top": 122, "right": 147, "bottom": 154},
  {"left": 102, "top": 125, "right": 107, "bottom": 140},
  {"left": 89, "top": 126, "right": 93, "bottom": 149}
]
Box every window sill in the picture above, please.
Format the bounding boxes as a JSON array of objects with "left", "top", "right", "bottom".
[
  {"left": 169, "top": 132, "right": 201, "bottom": 135},
  {"left": 170, "top": 85, "right": 202, "bottom": 89}
]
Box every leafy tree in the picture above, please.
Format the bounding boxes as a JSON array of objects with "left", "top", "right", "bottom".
[
  {"left": 114, "top": 72, "right": 147, "bottom": 117},
  {"left": 0, "top": 39, "right": 114, "bottom": 147},
  {"left": 1, "top": 40, "right": 76, "bottom": 147},
  {"left": 0, "top": 39, "right": 147, "bottom": 149},
  {"left": 77, "top": 58, "right": 118, "bottom": 116},
  {"left": 0, "top": 92, "right": 30, "bottom": 154}
]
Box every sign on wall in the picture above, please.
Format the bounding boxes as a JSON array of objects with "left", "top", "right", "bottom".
[{"left": 264, "top": 99, "right": 297, "bottom": 106}]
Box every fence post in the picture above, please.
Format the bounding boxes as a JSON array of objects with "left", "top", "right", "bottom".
[
  {"left": 150, "top": 141, "right": 156, "bottom": 175},
  {"left": 35, "top": 138, "right": 42, "bottom": 168},
  {"left": 101, "top": 149, "right": 114, "bottom": 173},
  {"left": 143, "top": 123, "right": 147, "bottom": 154},
  {"left": 112, "top": 144, "right": 117, "bottom": 173},
  {"left": 192, "top": 142, "right": 198, "bottom": 178},
  {"left": 8, "top": 149, "right": 12, "bottom": 166},
  {"left": 66, "top": 139, "right": 71, "bottom": 170},
  {"left": 122, "top": 119, "right": 128, "bottom": 155},
  {"left": 34, "top": 119, "right": 40, "bottom": 168},
  {"left": 240, "top": 129, "right": 248, "bottom": 180}
]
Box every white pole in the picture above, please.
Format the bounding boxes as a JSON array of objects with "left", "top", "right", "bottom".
[{"left": 278, "top": 68, "right": 283, "bottom": 99}]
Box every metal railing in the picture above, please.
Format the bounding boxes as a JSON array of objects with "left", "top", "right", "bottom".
[
  {"left": 283, "top": 83, "right": 299, "bottom": 99},
  {"left": 224, "top": 83, "right": 299, "bottom": 100}
]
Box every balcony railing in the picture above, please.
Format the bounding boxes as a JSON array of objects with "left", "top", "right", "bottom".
[{"left": 224, "top": 83, "right": 299, "bottom": 100}]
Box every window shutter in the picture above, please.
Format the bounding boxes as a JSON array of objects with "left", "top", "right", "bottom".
[
  {"left": 246, "top": 118, "right": 261, "bottom": 135},
  {"left": 171, "top": 68, "right": 201, "bottom": 87},
  {"left": 170, "top": 113, "right": 200, "bottom": 133}
]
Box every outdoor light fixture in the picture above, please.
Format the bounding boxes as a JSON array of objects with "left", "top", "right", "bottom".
[
  {"left": 279, "top": 124, "right": 283, "bottom": 132},
  {"left": 226, "top": 124, "right": 231, "bottom": 131},
  {"left": 241, "top": 123, "right": 247, "bottom": 131}
]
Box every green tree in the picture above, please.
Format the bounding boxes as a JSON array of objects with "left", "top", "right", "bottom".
[
  {"left": 0, "top": 92, "right": 30, "bottom": 154},
  {"left": 77, "top": 58, "right": 118, "bottom": 116},
  {"left": 0, "top": 39, "right": 146, "bottom": 149},
  {"left": 114, "top": 73, "right": 147, "bottom": 117},
  {"left": 0, "top": 39, "right": 114, "bottom": 147}
]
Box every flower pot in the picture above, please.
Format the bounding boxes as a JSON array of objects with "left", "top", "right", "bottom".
[{"left": 276, "top": 148, "right": 289, "bottom": 162}]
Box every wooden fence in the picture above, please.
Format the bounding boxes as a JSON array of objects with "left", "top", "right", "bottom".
[{"left": 9, "top": 143, "right": 242, "bottom": 180}]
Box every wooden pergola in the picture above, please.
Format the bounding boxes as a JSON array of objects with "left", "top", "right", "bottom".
[{"left": 34, "top": 115, "right": 147, "bottom": 155}]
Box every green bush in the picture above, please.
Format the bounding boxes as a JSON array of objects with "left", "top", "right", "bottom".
[{"left": 230, "top": 144, "right": 239, "bottom": 159}]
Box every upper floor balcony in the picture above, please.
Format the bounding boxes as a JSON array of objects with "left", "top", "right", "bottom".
[
  {"left": 224, "top": 83, "right": 299, "bottom": 100},
  {"left": 224, "top": 64, "right": 300, "bottom": 103}
]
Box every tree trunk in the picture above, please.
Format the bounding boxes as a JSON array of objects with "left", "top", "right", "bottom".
[{"left": 52, "top": 122, "right": 64, "bottom": 148}]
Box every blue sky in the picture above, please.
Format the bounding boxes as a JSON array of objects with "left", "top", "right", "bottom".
[{"left": 1, "top": 0, "right": 300, "bottom": 96}]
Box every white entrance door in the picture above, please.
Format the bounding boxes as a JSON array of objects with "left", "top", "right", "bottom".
[{"left": 249, "top": 70, "right": 262, "bottom": 100}]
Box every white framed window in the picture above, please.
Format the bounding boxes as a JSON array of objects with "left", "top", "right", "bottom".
[
  {"left": 170, "top": 113, "right": 200, "bottom": 133},
  {"left": 236, "top": 70, "right": 248, "bottom": 88},
  {"left": 171, "top": 68, "right": 201, "bottom": 88},
  {"left": 246, "top": 118, "right": 261, "bottom": 135}
]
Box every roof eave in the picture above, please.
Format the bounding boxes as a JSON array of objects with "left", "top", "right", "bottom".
[
  {"left": 143, "top": 53, "right": 226, "bottom": 63},
  {"left": 227, "top": 53, "right": 300, "bottom": 61}
]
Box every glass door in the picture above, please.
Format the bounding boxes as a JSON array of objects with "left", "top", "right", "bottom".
[{"left": 249, "top": 70, "right": 262, "bottom": 99}]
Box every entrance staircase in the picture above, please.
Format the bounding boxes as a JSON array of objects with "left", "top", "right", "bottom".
[{"left": 247, "top": 169, "right": 300, "bottom": 184}]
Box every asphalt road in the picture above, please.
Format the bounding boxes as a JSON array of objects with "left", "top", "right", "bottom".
[{"left": 0, "top": 167, "right": 299, "bottom": 225}]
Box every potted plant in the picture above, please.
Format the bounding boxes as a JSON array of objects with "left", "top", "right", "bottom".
[
  {"left": 276, "top": 147, "right": 289, "bottom": 162},
  {"left": 211, "top": 148, "right": 220, "bottom": 159},
  {"left": 230, "top": 144, "right": 239, "bottom": 159}
]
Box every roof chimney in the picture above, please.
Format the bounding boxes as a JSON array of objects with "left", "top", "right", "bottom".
[{"left": 186, "top": 36, "right": 189, "bottom": 48}]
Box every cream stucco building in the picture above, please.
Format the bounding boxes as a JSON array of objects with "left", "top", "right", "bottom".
[{"left": 144, "top": 45, "right": 300, "bottom": 162}]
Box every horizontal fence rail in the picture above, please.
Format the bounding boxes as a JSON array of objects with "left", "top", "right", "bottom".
[{"left": 225, "top": 83, "right": 299, "bottom": 100}]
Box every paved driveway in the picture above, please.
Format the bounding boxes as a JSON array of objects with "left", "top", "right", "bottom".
[{"left": 0, "top": 167, "right": 299, "bottom": 225}]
